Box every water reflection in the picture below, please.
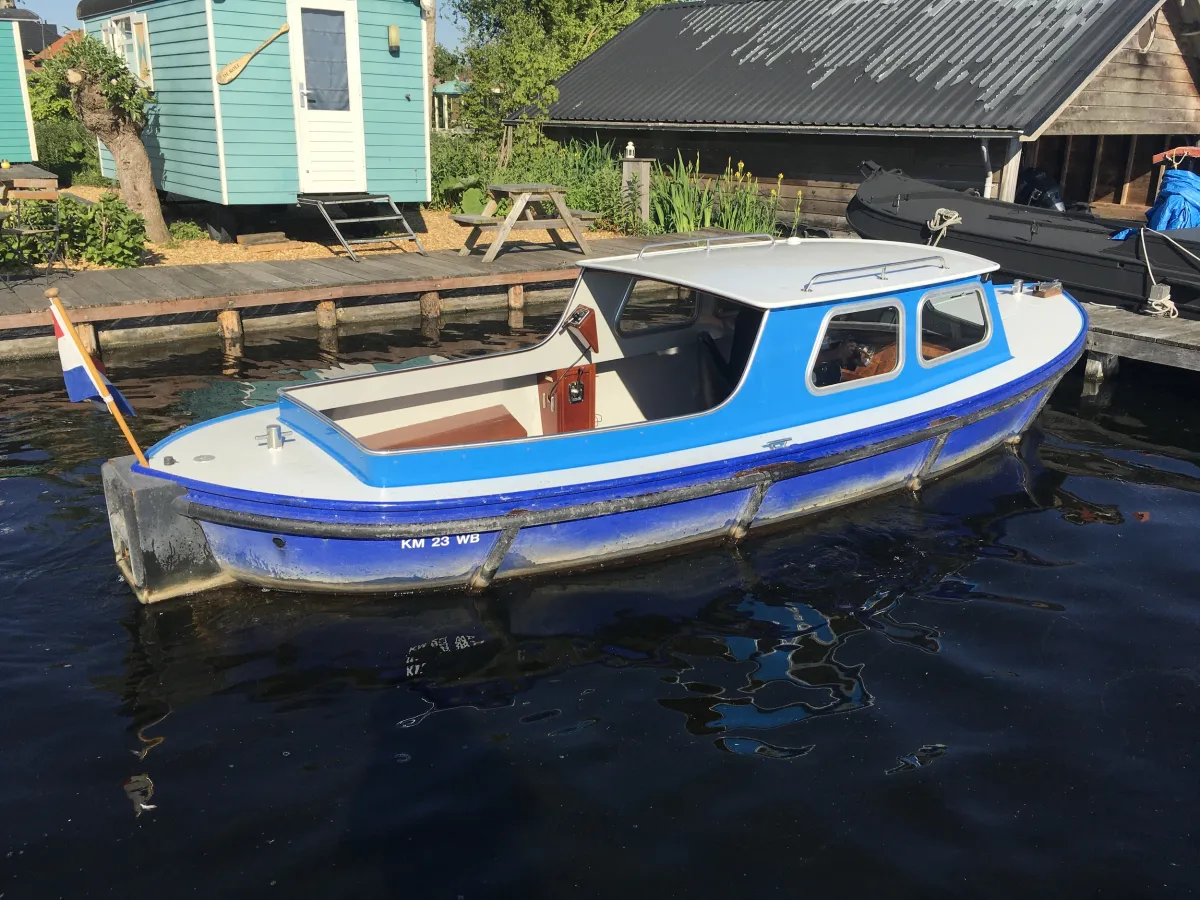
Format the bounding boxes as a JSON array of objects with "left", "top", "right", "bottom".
[{"left": 99, "top": 447, "right": 1082, "bottom": 774}]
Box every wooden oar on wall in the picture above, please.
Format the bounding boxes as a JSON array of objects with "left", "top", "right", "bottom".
[{"left": 217, "top": 24, "right": 290, "bottom": 85}]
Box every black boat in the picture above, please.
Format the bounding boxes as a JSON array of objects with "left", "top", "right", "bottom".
[{"left": 846, "top": 162, "right": 1200, "bottom": 319}]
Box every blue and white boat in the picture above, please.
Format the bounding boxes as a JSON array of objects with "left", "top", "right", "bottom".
[{"left": 103, "top": 237, "right": 1087, "bottom": 603}]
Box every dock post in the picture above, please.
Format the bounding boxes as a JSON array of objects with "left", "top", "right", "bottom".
[
  {"left": 216, "top": 309, "right": 244, "bottom": 359},
  {"left": 77, "top": 323, "right": 100, "bottom": 360},
  {"left": 419, "top": 291, "right": 441, "bottom": 318},
  {"left": 507, "top": 284, "right": 525, "bottom": 311},
  {"left": 315, "top": 300, "right": 338, "bottom": 331},
  {"left": 1084, "top": 351, "right": 1119, "bottom": 383},
  {"left": 507, "top": 284, "right": 525, "bottom": 329},
  {"left": 419, "top": 291, "right": 441, "bottom": 342}
]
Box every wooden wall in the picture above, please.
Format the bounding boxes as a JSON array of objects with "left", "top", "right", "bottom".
[
  {"left": 1025, "top": 132, "right": 1198, "bottom": 210},
  {"left": 546, "top": 128, "right": 1000, "bottom": 230},
  {"left": 1047, "top": 8, "right": 1200, "bottom": 137}
]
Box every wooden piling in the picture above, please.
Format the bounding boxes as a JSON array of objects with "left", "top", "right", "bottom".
[
  {"left": 216, "top": 309, "right": 244, "bottom": 359},
  {"left": 217, "top": 309, "right": 243, "bottom": 341},
  {"left": 419, "top": 291, "right": 442, "bottom": 318},
  {"left": 76, "top": 323, "right": 100, "bottom": 359},
  {"left": 1084, "top": 351, "right": 1119, "bottom": 383},
  {"left": 507, "top": 284, "right": 525, "bottom": 311},
  {"left": 315, "top": 300, "right": 338, "bottom": 331}
]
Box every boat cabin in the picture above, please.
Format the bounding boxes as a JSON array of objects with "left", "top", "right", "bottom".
[{"left": 276, "top": 238, "right": 1009, "bottom": 488}]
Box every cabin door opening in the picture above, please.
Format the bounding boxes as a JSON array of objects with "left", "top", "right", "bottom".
[{"left": 286, "top": 0, "right": 367, "bottom": 194}]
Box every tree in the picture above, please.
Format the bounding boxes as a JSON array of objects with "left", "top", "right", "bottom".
[
  {"left": 39, "top": 36, "right": 170, "bottom": 244},
  {"left": 453, "top": 0, "right": 661, "bottom": 138},
  {"left": 434, "top": 43, "right": 463, "bottom": 82}
]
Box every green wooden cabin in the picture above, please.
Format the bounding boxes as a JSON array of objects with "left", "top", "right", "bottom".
[
  {"left": 77, "top": 0, "right": 430, "bottom": 209},
  {"left": 0, "top": 10, "right": 38, "bottom": 165}
]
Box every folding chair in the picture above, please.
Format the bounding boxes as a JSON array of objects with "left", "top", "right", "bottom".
[{"left": 0, "top": 183, "right": 70, "bottom": 282}]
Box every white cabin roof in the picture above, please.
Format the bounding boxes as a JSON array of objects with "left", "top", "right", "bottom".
[{"left": 578, "top": 238, "right": 999, "bottom": 309}]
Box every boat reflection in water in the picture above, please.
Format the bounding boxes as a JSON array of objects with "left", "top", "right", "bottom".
[{"left": 106, "top": 435, "right": 1115, "bottom": 770}]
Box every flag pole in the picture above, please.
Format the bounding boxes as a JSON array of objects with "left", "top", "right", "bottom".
[{"left": 46, "top": 289, "right": 149, "bottom": 467}]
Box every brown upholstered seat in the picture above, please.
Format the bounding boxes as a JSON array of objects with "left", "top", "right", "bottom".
[{"left": 360, "top": 405, "right": 528, "bottom": 451}]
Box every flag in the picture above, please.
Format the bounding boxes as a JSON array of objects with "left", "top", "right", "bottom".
[{"left": 50, "top": 303, "right": 136, "bottom": 417}]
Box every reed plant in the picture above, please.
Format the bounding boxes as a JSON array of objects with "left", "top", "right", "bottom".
[
  {"left": 649, "top": 153, "right": 715, "bottom": 233},
  {"left": 713, "top": 160, "right": 783, "bottom": 234}
]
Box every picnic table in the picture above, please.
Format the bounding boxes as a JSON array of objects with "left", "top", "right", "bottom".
[
  {"left": 0, "top": 164, "right": 57, "bottom": 200},
  {"left": 453, "top": 183, "right": 598, "bottom": 263}
]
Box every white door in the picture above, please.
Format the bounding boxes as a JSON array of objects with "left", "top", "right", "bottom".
[{"left": 286, "top": 0, "right": 368, "bottom": 194}]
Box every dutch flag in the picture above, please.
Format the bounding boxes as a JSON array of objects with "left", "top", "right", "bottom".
[{"left": 50, "top": 303, "right": 135, "bottom": 417}]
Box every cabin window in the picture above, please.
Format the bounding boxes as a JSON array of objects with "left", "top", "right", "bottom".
[
  {"left": 103, "top": 14, "right": 153, "bottom": 89},
  {"left": 919, "top": 286, "right": 990, "bottom": 364},
  {"left": 617, "top": 278, "right": 701, "bottom": 335},
  {"left": 808, "top": 303, "right": 903, "bottom": 392}
]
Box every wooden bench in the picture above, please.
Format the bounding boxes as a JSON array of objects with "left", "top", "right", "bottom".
[
  {"left": 359, "top": 404, "right": 528, "bottom": 451},
  {"left": 451, "top": 213, "right": 573, "bottom": 230}
]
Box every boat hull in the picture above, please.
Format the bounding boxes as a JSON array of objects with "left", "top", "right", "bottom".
[{"left": 170, "top": 372, "right": 1066, "bottom": 597}]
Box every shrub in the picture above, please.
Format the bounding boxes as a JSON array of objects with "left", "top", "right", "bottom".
[
  {"left": 0, "top": 193, "right": 147, "bottom": 269},
  {"left": 69, "top": 169, "right": 116, "bottom": 188},
  {"left": 34, "top": 119, "right": 101, "bottom": 186},
  {"left": 431, "top": 132, "right": 495, "bottom": 208},
  {"left": 168, "top": 219, "right": 208, "bottom": 242}
]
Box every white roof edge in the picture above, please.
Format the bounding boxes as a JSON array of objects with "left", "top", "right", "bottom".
[{"left": 578, "top": 238, "right": 1000, "bottom": 309}]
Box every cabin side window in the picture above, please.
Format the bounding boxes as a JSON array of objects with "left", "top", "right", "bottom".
[
  {"left": 919, "top": 286, "right": 990, "bottom": 365},
  {"left": 617, "top": 278, "right": 701, "bottom": 335},
  {"left": 102, "top": 14, "right": 154, "bottom": 89},
  {"left": 808, "top": 302, "right": 903, "bottom": 392}
]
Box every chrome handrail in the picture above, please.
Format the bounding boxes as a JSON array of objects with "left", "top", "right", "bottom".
[
  {"left": 637, "top": 233, "right": 776, "bottom": 259},
  {"left": 800, "top": 255, "right": 948, "bottom": 292}
]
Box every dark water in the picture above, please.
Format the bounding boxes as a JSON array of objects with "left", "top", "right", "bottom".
[{"left": 2, "top": 313, "right": 1199, "bottom": 899}]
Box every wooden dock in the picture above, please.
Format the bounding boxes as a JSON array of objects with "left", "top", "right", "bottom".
[
  {"left": 1083, "top": 302, "right": 1200, "bottom": 375},
  {"left": 0, "top": 233, "right": 725, "bottom": 358},
  {"left": 6, "top": 235, "right": 1200, "bottom": 378}
]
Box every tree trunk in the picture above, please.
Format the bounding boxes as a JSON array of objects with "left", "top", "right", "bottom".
[
  {"left": 71, "top": 78, "right": 171, "bottom": 245},
  {"left": 425, "top": 0, "right": 436, "bottom": 118},
  {"left": 106, "top": 127, "right": 170, "bottom": 244}
]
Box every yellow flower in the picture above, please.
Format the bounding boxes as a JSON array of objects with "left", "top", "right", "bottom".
[
  {"left": 777, "top": 173, "right": 784, "bottom": 181},
  {"left": 737, "top": 160, "right": 745, "bottom": 171}
]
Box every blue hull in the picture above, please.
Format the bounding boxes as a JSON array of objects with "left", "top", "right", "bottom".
[{"left": 193, "top": 379, "right": 1063, "bottom": 595}]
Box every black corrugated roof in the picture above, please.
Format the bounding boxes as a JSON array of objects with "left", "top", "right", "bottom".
[
  {"left": 529, "top": 0, "right": 1166, "bottom": 135},
  {"left": 77, "top": 0, "right": 163, "bottom": 19}
]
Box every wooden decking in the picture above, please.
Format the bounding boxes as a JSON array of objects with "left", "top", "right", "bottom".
[
  {"left": 1084, "top": 302, "right": 1200, "bottom": 372},
  {"left": 0, "top": 234, "right": 704, "bottom": 333}
]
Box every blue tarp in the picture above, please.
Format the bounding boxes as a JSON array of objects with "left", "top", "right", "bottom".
[{"left": 1114, "top": 169, "right": 1200, "bottom": 239}]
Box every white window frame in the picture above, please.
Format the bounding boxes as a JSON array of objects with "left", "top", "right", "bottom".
[
  {"left": 806, "top": 299, "right": 906, "bottom": 395},
  {"left": 102, "top": 13, "right": 154, "bottom": 89},
  {"left": 917, "top": 285, "right": 992, "bottom": 368}
]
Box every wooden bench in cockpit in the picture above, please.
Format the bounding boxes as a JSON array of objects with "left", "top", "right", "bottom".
[{"left": 359, "top": 405, "right": 528, "bottom": 451}]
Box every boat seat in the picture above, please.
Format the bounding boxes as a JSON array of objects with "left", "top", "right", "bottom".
[
  {"left": 841, "top": 343, "right": 899, "bottom": 382},
  {"left": 359, "top": 404, "right": 528, "bottom": 451}
]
